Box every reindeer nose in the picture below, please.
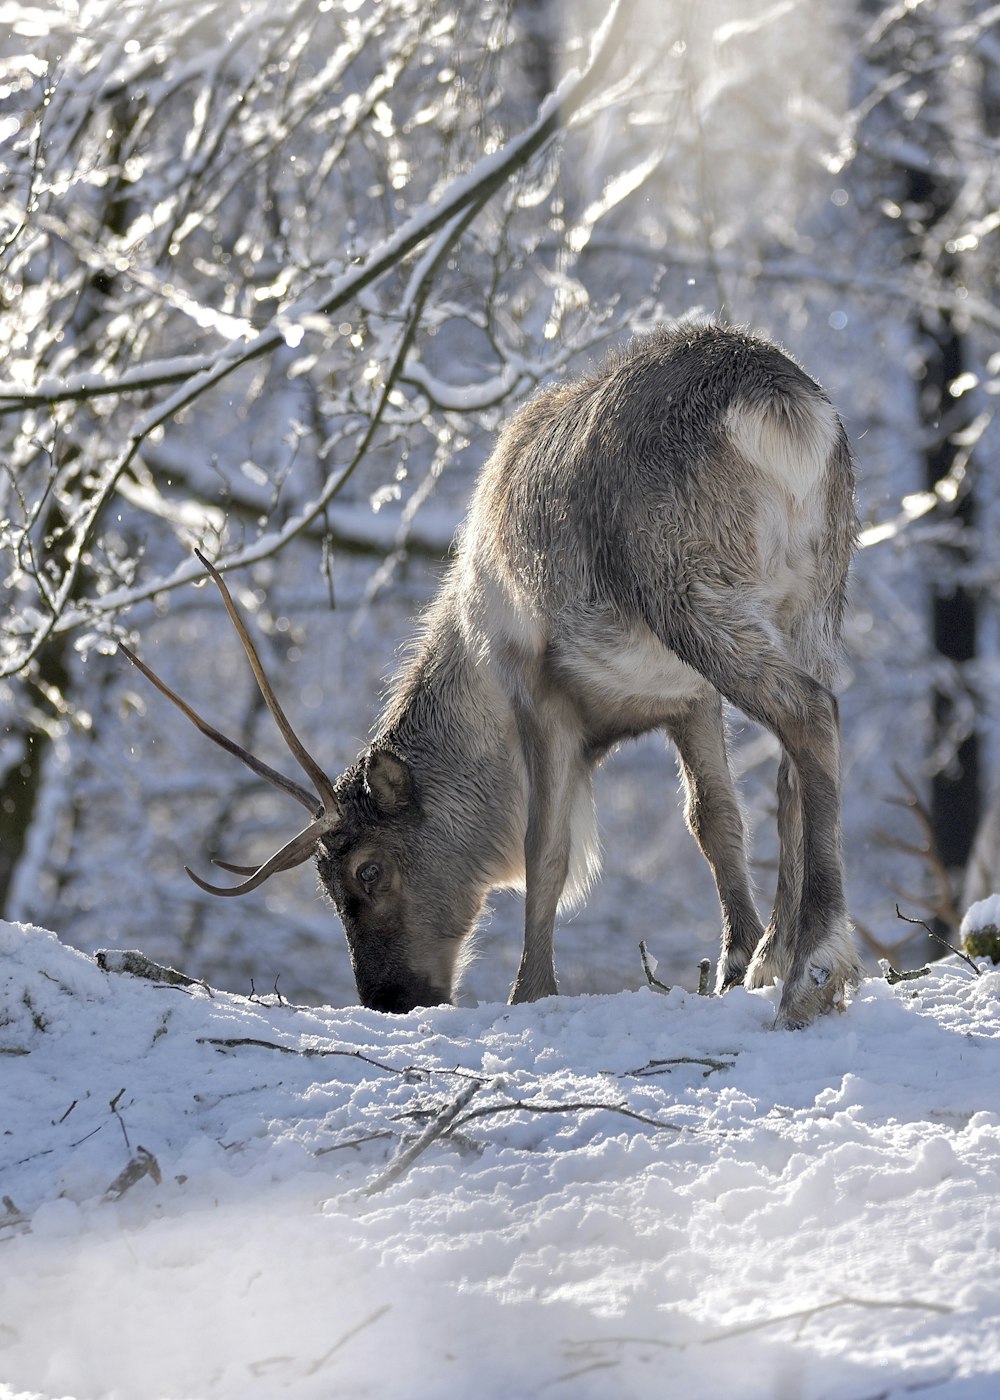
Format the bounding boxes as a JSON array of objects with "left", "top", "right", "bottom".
[
  {"left": 366, "top": 985, "right": 418, "bottom": 1014},
  {"left": 361, "top": 978, "right": 446, "bottom": 1014}
]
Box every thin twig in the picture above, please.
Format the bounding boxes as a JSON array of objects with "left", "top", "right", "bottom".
[
  {"left": 110, "top": 1089, "right": 131, "bottom": 1151},
  {"left": 452, "top": 1098, "right": 681, "bottom": 1134},
  {"left": 639, "top": 940, "right": 671, "bottom": 994},
  {"left": 880, "top": 959, "right": 931, "bottom": 985},
  {"left": 620, "top": 1055, "right": 734, "bottom": 1079},
  {"left": 53, "top": 1099, "right": 77, "bottom": 1125},
  {"left": 196, "top": 1036, "right": 481, "bottom": 1081},
  {"left": 314, "top": 1131, "right": 394, "bottom": 1157},
  {"left": 200, "top": 1035, "right": 301, "bottom": 1055},
  {"left": 702, "top": 1292, "right": 952, "bottom": 1345},
  {"left": 359, "top": 1079, "right": 485, "bottom": 1197},
  {"left": 302, "top": 1305, "right": 392, "bottom": 1376},
  {"left": 895, "top": 905, "right": 981, "bottom": 976},
  {"left": 879, "top": 769, "right": 962, "bottom": 934}
]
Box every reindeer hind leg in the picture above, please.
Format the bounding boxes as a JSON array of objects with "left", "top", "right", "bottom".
[
  {"left": 666, "top": 693, "right": 766, "bottom": 991},
  {"left": 658, "top": 600, "right": 860, "bottom": 1026}
]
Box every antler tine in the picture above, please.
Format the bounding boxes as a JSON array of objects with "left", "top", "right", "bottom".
[
  {"left": 194, "top": 549, "right": 340, "bottom": 817},
  {"left": 184, "top": 819, "right": 329, "bottom": 897},
  {"left": 212, "top": 847, "right": 315, "bottom": 876},
  {"left": 119, "top": 641, "right": 321, "bottom": 816}
]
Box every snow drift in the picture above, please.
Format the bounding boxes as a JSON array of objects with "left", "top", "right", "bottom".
[{"left": 2, "top": 918, "right": 1000, "bottom": 1400}]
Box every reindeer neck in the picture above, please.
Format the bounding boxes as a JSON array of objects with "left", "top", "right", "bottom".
[
  {"left": 374, "top": 597, "right": 527, "bottom": 879},
  {"left": 378, "top": 599, "right": 508, "bottom": 767}
]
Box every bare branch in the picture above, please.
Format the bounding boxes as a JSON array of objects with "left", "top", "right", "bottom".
[
  {"left": 895, "top": 905, "right": 981, "bottom": 977},
  {"left": 639, "top": 940, "right": 671, "bottom": 994},
  {"left": 1, "top": 0, "right": 636, "bottom": 678},
  {"left": 878, "top": 768, "right": 964, "bottom": 936},
  {"left": 0, "top": 0, "right": 634, "bottom": 421},
  {"left": 359, "top": 1078, "right": 486, "bottom": 1197}
]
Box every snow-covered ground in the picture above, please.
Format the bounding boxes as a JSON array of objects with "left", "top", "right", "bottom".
[{"left": 3, "top": 916, "right": 1000, "bottom": 1400}]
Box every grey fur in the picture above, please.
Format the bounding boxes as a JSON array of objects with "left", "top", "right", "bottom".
[
  {"left": 134, "top": 322, "right": 861, "bottom": 1026},
  {"left": 315, "top": 322, "right": 860, "bottom": 1025}
]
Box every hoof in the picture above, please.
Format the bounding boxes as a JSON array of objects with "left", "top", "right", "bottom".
[
  {"left": 715, "top": 960, "right": 748, "bottom": 994},
  {"left": 774, "top": 954, "right": 862, "bottom": 1029},
  {"left": 743, "top": 935, "right": 787, "bottom": 992}
]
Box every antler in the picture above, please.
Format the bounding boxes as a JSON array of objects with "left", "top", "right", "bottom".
[{"left": 120, "top": 551, "right": 341, "bottom": 895}]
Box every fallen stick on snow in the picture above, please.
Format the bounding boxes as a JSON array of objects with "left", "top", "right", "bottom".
[{"left": 359, "top": 1078, "right": 486, "bottom": 1198}]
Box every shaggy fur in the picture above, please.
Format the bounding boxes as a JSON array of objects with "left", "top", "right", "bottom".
[{"left": 314, "top": 322, "right": 861, "bottom": 1026}]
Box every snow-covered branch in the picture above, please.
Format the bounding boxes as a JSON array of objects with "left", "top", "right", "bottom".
[
  {"left": 0, "top": 0, "right": 636, "bottom": 677},
  {"left": 0, "top": 0, "right": 633, "bottom": 422}
]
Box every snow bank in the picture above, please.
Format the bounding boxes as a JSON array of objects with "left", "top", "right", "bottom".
[{"left": 2, "top": 919, "right": 1000, "bottom": 1400}]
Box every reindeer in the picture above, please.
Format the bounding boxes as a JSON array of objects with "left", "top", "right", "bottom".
[{"left": 121, "top": 322, "right": 861, "bottom": 1027}]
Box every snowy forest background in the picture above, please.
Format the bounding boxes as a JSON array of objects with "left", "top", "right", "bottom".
[{"left": 2, "top": 0, "right": 1000, "bottom": 1009}]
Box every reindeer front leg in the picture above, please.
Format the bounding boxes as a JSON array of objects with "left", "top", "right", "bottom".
[{"left": 509, "top": 704, "right": 578, "bottom": 1004}]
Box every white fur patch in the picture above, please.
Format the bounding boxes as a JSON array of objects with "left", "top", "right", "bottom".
[
  {"left": 725, "top": 394, "right": 840, "bottom": 505},
  {"left": 459, "top": 564, "right": 544, "bottom": 665},
  {"left": 560, "top": 775, "right": 602, "bottom": 912},
  {"left": 564, "top": 626, "right": 709, "bottom": 712}
]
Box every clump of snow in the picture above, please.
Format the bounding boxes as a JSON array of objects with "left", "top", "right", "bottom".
[
  {"left": 3, "top": 918, "right": 1000, "bottom": 1399},
  {"left": 961, "top": 893, "right": 1000, "bottom": 939},
  {"left": 960, "top": 896, "right": 1000, "bottom": 964}
]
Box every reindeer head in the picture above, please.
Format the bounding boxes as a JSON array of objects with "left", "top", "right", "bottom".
[
  {"left": 313, "top": 747, "right": 482, "bottom": 1013},
  {"left": 120, "top": 552, "right": 469, "bottom": 1013}
]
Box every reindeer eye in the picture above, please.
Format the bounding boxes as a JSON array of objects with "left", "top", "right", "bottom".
[{"left": 357, "top": 862, "right": 381, "bottom": 887}]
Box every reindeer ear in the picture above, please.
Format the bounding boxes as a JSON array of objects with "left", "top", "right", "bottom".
[{"left": 364, "top": 748, "right": 416, "bottom": 813}]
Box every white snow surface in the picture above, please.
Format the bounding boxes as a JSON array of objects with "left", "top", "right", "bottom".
[
  {"left": 961, "top": 895, "right": 1000, "bottom": 938},
  {"left": 3, "top": 919, "right": 1000, "bottom": 1400}
]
